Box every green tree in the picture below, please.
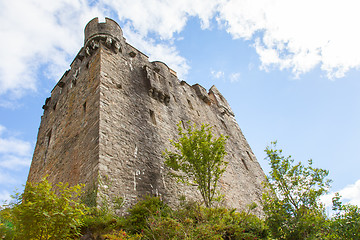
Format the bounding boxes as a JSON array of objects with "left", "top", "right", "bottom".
[
  {"left": 262, "top": 141, "right": 331, "bottom": 239},
  {"left": 0, "top": 207, "right": 15, "bottom": 239},
  {"left": 326, "top": 193, "right": 360, "bottom": 239},
  {"left": 8, "top": 177, "right": 87, "bottom": 240},
  {"left": 164, "top": 122, "right": 228, "bottom": 208}
]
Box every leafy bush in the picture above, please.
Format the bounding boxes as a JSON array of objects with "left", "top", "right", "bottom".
[
  {"left": 2, "top": 177, "right": 87, "bottom": 240},
  {"left": 0, "top": 207, "right": 15, "bottom": 239},
  {"left": 123, "top": 195, "right": 171, "bottom": 234},
  {"left": 102, "top": 229, "right": 142, "bottom": 240},
  {"left": 125, "top": 197, "right": 269, "bottom": 240},
  {"left": 82, "top": 206, "right": 121, "bottom": 234}
]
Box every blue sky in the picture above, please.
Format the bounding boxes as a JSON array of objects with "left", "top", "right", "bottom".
[{"left": 1, "top": 0, "right": 360, "bottom": 207}]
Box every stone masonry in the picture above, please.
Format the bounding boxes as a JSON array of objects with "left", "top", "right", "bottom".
[{"left": 27, "top": 18, "right": 266, "bottom": 215}]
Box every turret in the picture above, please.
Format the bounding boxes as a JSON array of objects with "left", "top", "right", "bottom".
[
  {"left": 83, "top": 17, "right": 123, "bottom": 56},
  {"left": 84, "top": 17, "right": 123, "bottom": 45}
]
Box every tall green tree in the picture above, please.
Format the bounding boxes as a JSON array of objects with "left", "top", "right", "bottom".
[
  {"left": 8, "top": 177, "right": 87, "bottom": 240},
  {"left": 326, "top": 193, "right": 360, "bottom": 239},
  {"left": 164, "top": 122, "right": 228, "bottom": 208},
  {"left": 262, "top": 141, "right": 331, "bottom": 239}
]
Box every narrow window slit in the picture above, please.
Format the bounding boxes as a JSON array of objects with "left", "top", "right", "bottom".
[
  {"left": 187, "top": 99, "right": 193, "bottom": 110},
  {"left": 181, "top": 120, "right": 186, "bottom": 129},
  {"left": 46, "top": 130, "right": 52, "bottom": 147},
  {"left": 246, "top": 151, "right": 253, "bottom": 161},
  {"left": 221, "top": 120, "right": 228, "bottom": 129},
  {"left": 242, "top": 159, "right": 249, "bottom": 171},
  {"left": 150, "top": 110, "right": 156, "bottom": 125}
]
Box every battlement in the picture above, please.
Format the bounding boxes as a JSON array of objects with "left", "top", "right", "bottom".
[{"left": 84, "top": 17, "right": 123, "bottom": 46}]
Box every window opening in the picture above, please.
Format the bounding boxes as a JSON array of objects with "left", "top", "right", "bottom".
[
  {"left": 246, "top": 151, "right": 253, "bottom": 161},
  {"left": 150, "top": 109, "right": 156, "bottom": 125},
  {"left": 187, "top": 99, "right": 193, "bottom": 110},
  {"left": 181, "top": 120, "right": 186, "bottom": 129},
  {"left": 242, "top": 159, "right": 249, "bottom": 171},
  {"left": 221, "top": 120, "right": 228, "bottom": 130},
  {"left": 46, "top": 130, "right": 52, "bottom": 147}
]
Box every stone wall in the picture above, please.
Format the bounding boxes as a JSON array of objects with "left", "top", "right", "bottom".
[
  {"left": 28, "top": 17, "right": 266, "bottom": 215},
  {"left": 28, "top": 46, "right": 101, "bottom": 191}
]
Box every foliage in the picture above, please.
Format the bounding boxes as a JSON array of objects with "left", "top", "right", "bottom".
[
  {"left": 82, "top": 206, "right": 121, "bottom": 234},
  {"left": 6, "top": 141, "right": 360, "bottom": 239},
  {"left": 325, "top": 193, "right": 360, "bottom": 239},
  {"left": 164, "top": 121, "right": 228, "bottom": 207},
  {"left": 102, "top": 229, "right": 142, "bottom": 240},
  {"left": 262, "top": 141, "right": 331, "bottom": 239},
  {"left": 6, "top": 177, "right": 87, "bottom": 240},
  {"left": 0, "top": 207, "right": 15, "bottom": 239},
  {"left": 82, "top": 181, "right": 98, "bottom": 208},
  {"left": 144, "top": 198, "right": 269, "bottom": 240},
  {"left": 82, "top": 196, "right": 268, "bottom": 240},
  {"left": 123, "top": 195, "right": 171, "bottom": 234}
]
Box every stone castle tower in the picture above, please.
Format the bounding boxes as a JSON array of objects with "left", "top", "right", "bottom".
[{"left": 27, "top": 17, "right": 266, "bottom": 213}]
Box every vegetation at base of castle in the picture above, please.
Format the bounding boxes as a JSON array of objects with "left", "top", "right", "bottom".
[
  {"left": 0, "top": 177, "right": 87, "bottom": 240},
  {"left": 82, "top": 181, "right": 98, "bottom": 208},
  {"left": 164, "top": 121, "right": 228, "bottom": 208},
  {"left": 1, "top": 190, "right": 268, "bottom": 239},
  {"left": 81, "top": 195, "right": 268, "bottom": 240},
  {"left": 2, "top": 142, "right": 360, "bottom": 239}
]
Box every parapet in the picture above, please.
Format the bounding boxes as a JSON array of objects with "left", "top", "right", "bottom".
[{"left": 84, "top": 17, "right": 123, "bottom": 46}]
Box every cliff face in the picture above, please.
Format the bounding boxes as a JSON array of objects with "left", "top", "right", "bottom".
[{"left": 28, "top": 17, "right": 266, "bottom": 215}]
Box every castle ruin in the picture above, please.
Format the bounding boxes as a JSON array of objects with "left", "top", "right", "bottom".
[{"left": 27, "top": 18, "right": 266, "bottom": 214}]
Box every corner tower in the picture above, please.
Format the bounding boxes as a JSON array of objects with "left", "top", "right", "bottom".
[{"left": 28, "top": 18, "right": 266, "bottom": 214}]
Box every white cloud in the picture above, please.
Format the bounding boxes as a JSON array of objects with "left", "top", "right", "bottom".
[
  {"left": 103, "top": 0, "right": 221, "bottom": 39},
  {"left": 0, "top": 125, "right": 32, "bottom": 170},
  {"left": 0, "top": 0, "right": 105, "bottom": 97},
  {"left": 211, "top": 70, "right": 225, "bottom": 79},
  {"left": 217, "top": 0, "right": 360, "bottom": 79},
  {"left": 0, "top": 0, "right": 196, "bottom": 98},
  {"left": 0, "top": 125, "right": 5, "bottom": 135},
  {"left": 2, "top": 0, "right": 360, "bottom": 99},
  {"left": 0, "top": 137, "right": 31, "bottom": 157},
  {"left": 229, "top": 72, "right": 241, "bottom": 82},
  {"left": 0, "top": 155, "right": 31, "bottom": 170},
  {"left": 122, "top": 24, "right": 190, "bottom": 79},
  {"left": 0, "top": 190, "right": 12, "bottom": 205},
  {"left": 0, "top": 171, "right": 18, "bottom": 186},
  {"left": 322, "top": 179, "right": 360, "bottom": 208}
]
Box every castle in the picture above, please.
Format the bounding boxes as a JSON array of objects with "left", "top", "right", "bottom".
[{"left": 27, "top": 18, "right": 266, "bottom": 214}]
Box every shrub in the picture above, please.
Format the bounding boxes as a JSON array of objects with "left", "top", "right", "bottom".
[
  {"left": 9, "top": 177, "right": 87, "bottom": 240},
  {"left": 124, "top": 195, "right": 171, "bottom": 234},
  {"left": 130, "top": 197, "right": 269, "bottom": 240}
]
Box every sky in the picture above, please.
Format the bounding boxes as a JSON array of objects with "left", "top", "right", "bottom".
[{"left": 1, "top": 0, "right": 360, "bottom": 208}]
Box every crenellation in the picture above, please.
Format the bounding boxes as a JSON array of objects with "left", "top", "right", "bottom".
[
  {"left": 28, "top": 18, "right": 266, "bottom": 216},
  {"left": 191, "top": 83, "right": 211, "bottom": 104},
  {"left": 84, "top": 18, "right": 123, "bottom": 46}
]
